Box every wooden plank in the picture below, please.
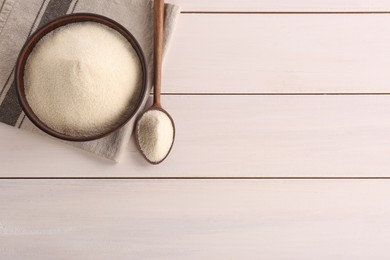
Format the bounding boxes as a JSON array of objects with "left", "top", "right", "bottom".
[
  {"left": 1, "top": 179, "right": 390, "bottom": 259},
  {"left": 2, "top": 95, "right": 390, "bottom": 177},
  {"left": 172, "top": 0, "right": 390, "bottom": 12},
  {"left": 164, "top": 14, "right": 390, "bottom": 94}
]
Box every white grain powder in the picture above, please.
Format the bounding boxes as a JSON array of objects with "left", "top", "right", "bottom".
[
  {"left": 136, "top": 110, "right": 174, "bottom": 163},
  {"left": 24, "top": 22, "right": 142, "bottom": 137}
]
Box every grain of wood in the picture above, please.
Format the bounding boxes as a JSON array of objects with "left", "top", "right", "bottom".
[
  {"left": 2, "top": 95, "right": 390, "bottom": 177},
  {"left": 171, "top": 0, "right": 390, "bottom": 12},
  {"left": 0, "top": 179, "right": 390, "bottom": 259},
  {"left": 163, "top": 14, "right": 390, "bottom": 94}
]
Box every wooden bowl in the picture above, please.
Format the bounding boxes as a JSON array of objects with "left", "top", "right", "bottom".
[{"left": 15, "top": 13, "right": 147, "bottom": 142}]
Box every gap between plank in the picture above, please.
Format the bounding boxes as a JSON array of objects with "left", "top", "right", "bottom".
[
  {"left": 181, "top": 11, "right": 390, "bottom": 14},
  {"left": 2, "top": 177, "right": 390, "bottom": 180},
  {"left": 160, "top": 93, "right": 390, "bottom": 96}
]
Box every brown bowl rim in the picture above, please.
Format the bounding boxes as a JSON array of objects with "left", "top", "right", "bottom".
[{"left": 15, "top": 13, "right": 148, "bottom": 142}]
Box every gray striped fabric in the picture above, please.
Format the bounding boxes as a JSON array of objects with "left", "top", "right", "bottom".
[{"left": 0, "top": 0, "right": 180, "bottom": 161}]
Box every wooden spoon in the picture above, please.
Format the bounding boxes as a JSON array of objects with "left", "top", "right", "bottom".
[{"left": 135, "top": 0, "right": 175, "bottom": 164}]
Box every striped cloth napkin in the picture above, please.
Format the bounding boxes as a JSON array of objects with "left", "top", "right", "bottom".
[{"left": 0, "top": 0, "right": 180, "bottom": 161}]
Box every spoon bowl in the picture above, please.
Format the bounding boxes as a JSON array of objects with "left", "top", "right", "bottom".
[{"left": 135, "top": 106, "right": 175, "bottom": 164}]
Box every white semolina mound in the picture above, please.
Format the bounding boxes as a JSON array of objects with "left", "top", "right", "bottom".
[
  {"left": 24, "top": 22, "right": 142, "bottom": 137},
  {"left": 136, "top": 109, "right": 174, "bottom": 163}
]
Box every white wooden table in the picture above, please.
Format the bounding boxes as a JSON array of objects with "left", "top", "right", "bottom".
[{"left": 2, "top": 1, "right": 390, "bottom": 259}]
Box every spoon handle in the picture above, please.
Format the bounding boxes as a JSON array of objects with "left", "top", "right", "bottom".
[{"left": 153, "top": 0, "right": 164, "bottom": 108}]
